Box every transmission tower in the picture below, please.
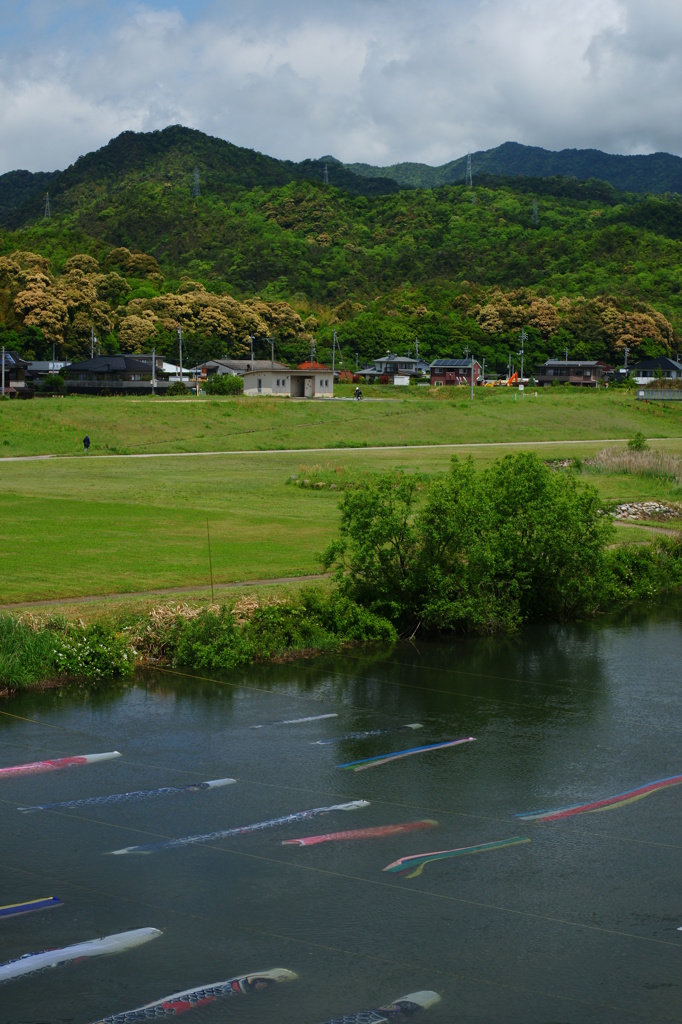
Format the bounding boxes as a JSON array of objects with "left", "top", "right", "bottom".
[
  {"left": 192, "top": 167, "right": 200, "bottom": 198},
  {"left": 465, "top": 153, "right": 473, "bottom": 188},
  {"left": 532, "top": 198, "right": 538, "bottom": 226},
  {"left": 44, "top": 193, "right": 51, "bottom": 219},
  {"left": 323, "top": 163, "right": 329, "bottom": 186}
]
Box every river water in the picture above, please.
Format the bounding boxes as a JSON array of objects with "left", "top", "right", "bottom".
[{"left": 1, "top": 603, "right": 681, "bottom": 1024}]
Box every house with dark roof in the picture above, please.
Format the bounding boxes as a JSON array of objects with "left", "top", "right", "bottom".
[
  {"left": 190, "top": 358, "right": 290, "bottom": 379},
  {"left": 535, "top": 359, "right": 610, "bottom": 387},
  {"left": 360, "top": 354, "right": 424, "bottom": 383},
  {"left": 631, "top": 356, "right": 682, "bottom": 385},
  {"left": 62, "top": 355, "right": 170, "bottom": 394},
  {"left": 430, "top": 358, "right": 482, "bottom": 386}
]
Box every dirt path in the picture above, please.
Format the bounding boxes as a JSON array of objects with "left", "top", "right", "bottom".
[
  {"left": 0, "top": 573, "right": 331, "bottom": 611},
  {"left": 615, "top": 521, "right": 680, "bottom": 536},
  {"left": 0, "top": 437, "right": 676, "bottom": 463}
]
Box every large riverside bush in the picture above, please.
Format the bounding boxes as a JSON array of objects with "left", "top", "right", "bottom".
[
  {"left": 204, "top": 374, "right": 244, "bottom": 395},
  {"left": 323, "top": 453, "right": 615, "bottom": 634}
]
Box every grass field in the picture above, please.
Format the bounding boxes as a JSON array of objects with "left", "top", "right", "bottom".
[
  {"left": 2, "top": 434, "right": 682, "bottom": 607},
  {"left": 1, "top": 386, "right": 682, "bottom": 458}
]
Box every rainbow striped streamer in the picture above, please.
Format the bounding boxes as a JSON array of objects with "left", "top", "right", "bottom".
[
  {"left": 0, "top": 897, "right": 62, "bottom": 919},
  {"left": 516, "top": 772, "right": 682, "bottom": 823},
  {"left": 338, "top": 737, "right": 475, "bottom": 772},
  {"left": 383, "top": 837, "right": 530, "bottom": 878}
]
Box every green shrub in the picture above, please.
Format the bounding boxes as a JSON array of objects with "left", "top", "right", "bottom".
[
  {"left": 165, "top": 381, "right": 189, "bottom": 396},
  {"left": 172, "top": 607, "right": 254, "bottom": 669},
  {"left": 50, "top": 623, "right": 135, "bottom": 680},
  {"left": 204, "top": 374, "right": 244, "bottom": 395},
  {"left": 628, "top": 431, "right": 649, "bottom": 451}
]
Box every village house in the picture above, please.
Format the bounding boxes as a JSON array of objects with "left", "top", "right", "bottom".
[
  {"left": 0, "top": 350, "right": 29, "bottom": 395},
  {"left": 241, "top": 362, "right": 334, "bottom": 398},
  {"left": 359, "top": 354, "right": 425, "bottom": 384},
  {"left": 430, "top": 358, "right": 482, "bottom": 385},
  {"left": 535, "top": 359, "right": 610, "bottom": 387},
  {"left": 61, "top": 355, "right": 170, "bottom": 394},
  {"left": 631, "top": 357, "right": 682, "bottom": 385}
]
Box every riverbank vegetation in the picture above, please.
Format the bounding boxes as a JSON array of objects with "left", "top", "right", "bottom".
[{"left": 3, "top": 452, "right": 682, "bottom": 693}]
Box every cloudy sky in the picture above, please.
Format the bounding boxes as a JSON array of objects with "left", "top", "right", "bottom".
[{"left": 0, "top": 0, "right": 679, "bottom": 175}]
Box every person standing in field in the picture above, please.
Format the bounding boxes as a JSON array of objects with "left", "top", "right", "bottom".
[{"left": 83, "top": 434, "right": 90, "bottom": 453}]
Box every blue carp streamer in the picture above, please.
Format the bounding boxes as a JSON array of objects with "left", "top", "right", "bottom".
[
  {"left": 109, "top": 800, "right": 370, "bottom": 855},
  {"left": 18, "top": 778, "right": 235, "bottom": 813}
]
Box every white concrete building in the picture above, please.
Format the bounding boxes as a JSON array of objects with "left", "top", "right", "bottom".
[{"left": 241, "top": 368, "right": 334, "bottom": 398}]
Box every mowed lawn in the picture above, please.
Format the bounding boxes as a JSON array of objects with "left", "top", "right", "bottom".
[
  {"left": 1, "top": 387, "right": 682, "bottom": 458},
  {"left": 2, "top": 439, "right": 682, "bottom": 604}
]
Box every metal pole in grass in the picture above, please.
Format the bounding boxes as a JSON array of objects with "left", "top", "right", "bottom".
[
  {"left": 470, "top": 354, "right": 474, "bottom": 401},
  {"left": 152, "top": 346, "right": 156, "bottom": 395},
  {"left": 206, "top": 519, "right": 214, "bottom": 603},
  {"left": 1, "top": 345, "right": 4, "bottom": 397}
]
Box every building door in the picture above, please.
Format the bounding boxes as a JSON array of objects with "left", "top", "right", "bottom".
[{"left": 304, "top": 377, "right": 313, "bottom": 397}]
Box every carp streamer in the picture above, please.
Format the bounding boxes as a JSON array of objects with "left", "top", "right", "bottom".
[
  {"left": 109, "top": 801, "right": 370, "bottom": 854},
  {"left": 282, "top": 819, "right": 437, "bottom": 846},
  {"left": 317, "top": 990, "right": 440, "bottom": 1023},
  {"left": 383, "top": 837, "right": 530, "bottom": 878},
  {"left": 88, "top": 968, "right": 297, "bottom": 1022},
  {"left": 312, "top": 724, "right": 423, "bottom": 745},
  {"left": 0, "top": 752, "right": 121, "bottom": 779},
  {"left": 18, "top": 778, "right": 235, "bottom": 813},
  {"left": 516, "top": 773, "right": 682, "bottom": 823},
  {"left": 0, "top": 896, "right": 62, "bottom": 919},
  {"left": 338, "top": 737, "right": 475, "bottom": 772}
]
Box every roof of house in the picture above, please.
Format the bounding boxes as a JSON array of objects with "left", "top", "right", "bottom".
[
  {"left": 198, "top": 358, "right": 290, "bottom": 372},
  {"left": 374, "top": 353, "right": 419, "bottom": 364},
  {"left": 26, "top": 361, "right": 68, "bottom": 372},
  {"left": 1, "top": 351, "right": 28, "bottom": 368},
  {"left": 431, "top": 358, "right": 480, "bottom": 368},
  {"left": 64, "top": 355, "right": 152, "bottom": 374},
  {"left": 632, "top": 357, "right": 682, "bottom": 371},
  {"left": 538, "top": 359, "right": 607, "bottom": 368}
]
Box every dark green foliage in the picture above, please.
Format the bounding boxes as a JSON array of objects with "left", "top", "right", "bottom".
[
  {"left": 50, "top": 622, "right": 134, "bottom": 680},
  {"left": 324, "top": 453, "right": 614, "bottom": 634},
  {"left": 602, "top": 536, "right": 682, "bottom": 603},
  {"left": 628, "top": 431, "right": 649, "bottom": 451},
  {"left": 204, "top": 374, "right": 243, "bottom": 395},
  {"left": 164, "top": 381, "right": 189, "bottom": 396},
  {"left": 170, "top": 590, "right": 396, "bottom": 670},
  {"left": 0, "top": 615, "right": 55, "bottom": 689}
]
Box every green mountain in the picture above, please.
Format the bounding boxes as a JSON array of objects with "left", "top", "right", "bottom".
[
  {"left": 346, "top": 141, "right": 682, "bottom": 194},
  {"left": 0, "top": 125, "right": 400, "bottom": 228},
  {"left": 1, "top": 126, "right": 682, "bottom": 376}
]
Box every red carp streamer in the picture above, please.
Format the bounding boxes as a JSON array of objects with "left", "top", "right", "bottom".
[
  {"left": 282, "top": 819, "right": 437, "bottom": 846},
  {"left": 517, "top": 772, "right": 682, "bottom": 823},
  {"left": 0, "top": 752, "right": 121, "bottom": 779}
]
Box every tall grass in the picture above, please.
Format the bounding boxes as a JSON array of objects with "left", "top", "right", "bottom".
[
  {"left": 587, "top": 448, "right": 682, "bottom": 488},
  {"left": 0, "top": 615, "right": 54, "bottom": 689}
]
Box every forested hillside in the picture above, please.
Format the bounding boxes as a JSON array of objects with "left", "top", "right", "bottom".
[
  {"left": 346, "top": 141, "right": 682, "bottom": 194},
  {"left": 1, "top": 127, "right": 682, "bottom": 374}
]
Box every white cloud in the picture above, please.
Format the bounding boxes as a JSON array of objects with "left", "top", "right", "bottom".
[{"left": 0, "top": 0, "right": 681, "bottom": 174}]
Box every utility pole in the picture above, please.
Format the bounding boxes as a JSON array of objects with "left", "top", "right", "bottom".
[
  {"left": 269, "top": 336, "right": 274, "bottom": 369},
  {"left": 519, "top": 328, "right": 527, "bottom": 381},
  {"left": 51, "top": 342, "right": 55, "bottom": 374},
  {"left": 249, "top": 334, "right": 254, "bottom": 366},
  {"left": 470, "top": 354, "right": 475, "bottom": 401},
  {"left": 178, "top": 325, "right": 183, "bottom": 384},
  {"left": 624, "top": 346, "right": 629, "bottom": 369},
  {"left": 310, "top": 338, "right": 315, "bottom": 368},
  {"left": 415, "top": 337, "right": 419, "bottom": 360},
  {"left": 91, "top": 325, "right": 95, "bottom": 359},
  {"left": 482, "top": 357, "right": 485, "bottom": 383},
  {"left": 565, "top": 347, "right": 568, "bottom": 363},
  {"left": 1, "top": 345, "right": 5, "bottom": 397},
  {"left": 355, "top": 352, "right": 359, "bottom": 372},
  {"left": 152, "top": 346, "right": 156, "bottom": 395}
]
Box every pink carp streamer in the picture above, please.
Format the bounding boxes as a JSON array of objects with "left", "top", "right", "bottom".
[
  {"left": 0, "top": 752, "right": 121, "bottom": 779},
  {"left": 338, "top": 737, "right": 475, "bottom": 772},
  {"left": 282, "top": 819, "right": 437, "bottom": 847},
  {"left": 383, "top": 837, "right": 530, "bottom": 878},
  {"left": 516, "top": 772, "right": 682, "bottom": 823}
]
